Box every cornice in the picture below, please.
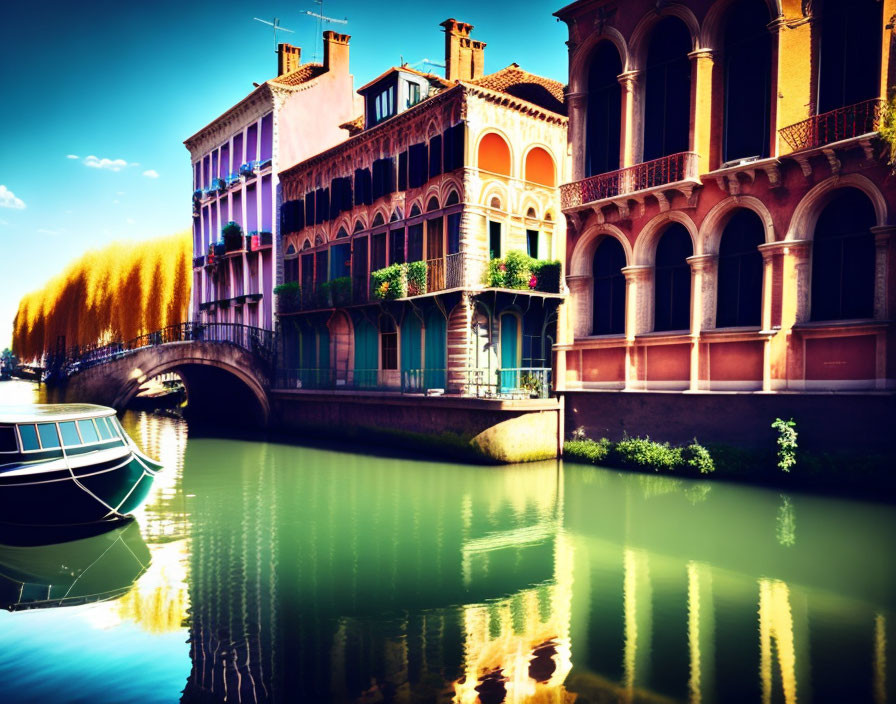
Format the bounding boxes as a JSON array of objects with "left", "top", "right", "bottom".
[{"left": 184, "top": 84, "right": 274, "bottom": 158}]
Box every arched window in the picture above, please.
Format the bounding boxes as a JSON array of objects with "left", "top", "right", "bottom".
[
  {"left": 285, "top": 243, "right": 296, "bottom": 256},
  {"left": 592, "top": 237, "right": 626, "bottom": 335},
  {"left": 353, "top": 220, "right": 364, "bottom": 232},
  {"left": 716, "top": 210, "right": 764, "bottom": 327},
  {"left": 372, "top": 212, "right": 385, "bottom": 228},
  {"left": 426, "top": 196, "right": 440, "bottom": 212},
  {"left": 818, "top": 0, "right": 881, "bottom": 114},
  {"left": 445, "top": 190, "right": 460, "bottom": 206},
  {"left": 643, "top": 17, "right": 691, "bottom": 162},
  {"left": 409, "top": 204, "right": 421, "bottom": 217},
  {"left": 478, "top": 133, "right": 511, "bottom": 176},
  {"left": 654, "top": 224, "right": 693, "bottom": 331},
  {"left": 723, "top": 1, "right": 771, "bottom": 162},
  {"left": 586, "top": 41, "right": 622, "bottom": 176},
  {"left": 811, "top": 189, "right": 876, "bottom": 321},
  {"left": 524, "top": 147, "right": 556, "bottom": 186},
  {"left": 380, "top": 316, "right": 398, "bottom": 370},
  {"left": 336, "top": 227, "right": 348, "bottom": 239}
]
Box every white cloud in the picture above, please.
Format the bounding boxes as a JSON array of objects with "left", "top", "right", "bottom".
[
  {"left": 116, "top": 191, "right": 125, "bottom": 196},
  {"left": 142, "top": 169, "right": 159, "bottom": 179},
  {"left": 112, "top": 199, "right": 119, "bottom": 204},
  {"left": 83, "top": 155, "right": 130, "bottom": 171},
  {"left": 37, "top": 228, "right": 62, "bottom": 235},
  {"left": 126, "top": 218, "right": 136, "bottom": 225},
  {"left": 66, "top": 154, "right": 79, "bottom": 159},
  {"left": 0, "top": 185, "right": 25, "bottom": 210}
]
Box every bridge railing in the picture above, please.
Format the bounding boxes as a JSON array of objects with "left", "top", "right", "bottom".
[{"left": 57, "top": 322, "right": 276, "bottom": 375}]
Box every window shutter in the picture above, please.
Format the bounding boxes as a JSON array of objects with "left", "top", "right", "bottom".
[
  {"left": 398, "top": 150, "right": 408, "bottom": 191},
  {"left": 429, "top": 135, "right": 442, "bottom": 178}
]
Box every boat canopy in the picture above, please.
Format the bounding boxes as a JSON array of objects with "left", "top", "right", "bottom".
[
  {"left": 0, "top": 406, "right": 127, "bottom": 455},
  {"left": 0, "top": 404, "right": 117, "bottom": 424}
]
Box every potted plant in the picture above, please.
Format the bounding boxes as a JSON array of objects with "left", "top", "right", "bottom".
[{"left": 222, "top": 221, "right": 244, "bottom": 252}]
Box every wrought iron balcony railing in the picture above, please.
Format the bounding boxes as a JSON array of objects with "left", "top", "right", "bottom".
[
  {"left": 561, "top": 151, "right": 699, "bottom": 210},
  {"left": 779, "top": 98, "right": 886, "bottom": 152}
]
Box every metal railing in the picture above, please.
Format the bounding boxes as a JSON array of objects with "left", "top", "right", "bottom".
[
  {"left": 779, "top": 98, "right": 886, "bottom": 152},
  {"left": 560, "top": 151, "right": 699, "bottom": 210},
  {"left": 274, "top": 366, "right": 551, "bottom": 398},
  {"left": 54, "top": 322, "right": 276, "bottom": 375}
]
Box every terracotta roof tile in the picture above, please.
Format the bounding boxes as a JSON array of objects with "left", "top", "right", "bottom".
[
  {"left": 339, "top": 115, "right": 364, "bottom": 135},
  {"left": 269, "top": 63, "right": 327, "bottom": 87},
  {"left": 469, "top": 64, "right": 566, "bottom": 116}
]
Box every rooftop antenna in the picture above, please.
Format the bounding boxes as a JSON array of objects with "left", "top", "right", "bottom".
[
  {"left": 304, "top": 0, "right": 348, "bottom": 62},
  {"left": 253, "top": 17, "right": 295, "bottom": 53},
  {"left": 407, "top": 58, "right": 446, "bottom": 71}
]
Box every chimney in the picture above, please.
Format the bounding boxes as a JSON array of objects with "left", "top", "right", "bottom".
[
  {"left": 277, "top": 43, "right": 302, "bottom": 76},
  {"left": 440, "top": 18, "right": 486, "bottom": 81},
  {"left": 323, "top": 31, "right": 351, "bottom": 74}
]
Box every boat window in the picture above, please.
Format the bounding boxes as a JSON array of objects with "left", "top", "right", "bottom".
[
  {"left": 58, "top": 421, "right": 81, "bottom": 447},
  {"left": 77, "top": 419, "right": 100, "bottom": 444},
  {"left": 37, "top": 423, "right": 61, "bottom": 449},
  {"left": 95, "top": 416, "right": 114, "bottom": 440},
  {"left": 18, "top": 424, "right": 39, "bottom": 451},
  {"left": 0, "top": 426, "right": 17, "bottom": 453},
  {"left": 111, "top": 417, "right": 127, "bottom": 439}
]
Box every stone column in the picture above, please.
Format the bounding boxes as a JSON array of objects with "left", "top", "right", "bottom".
[
  {"left": 870, "top": 225, "right": 894, "bottom": 320},
  {"left": 687, "top": 254, "right": 716, "bottom": 391},
  {"left": 622, "top": 265, "right": 652, "bottom": 388},
  {"left": 566, "top": 92, "right": 587, "bottom": 182},
  {"left": 618, "top": 71, "right": 641, "bottom": 168},
  {"left": 566, "top": 275, "right": 593, "bottom": 340},
  {"left": 785, "top": 240, "right": 813, "bottom": 325},
  {"left": 757, "top": 242, "right": 786, "bottom": 391},
  {"left": 688, "top": 49, "right": 715, "bottom": 174}
]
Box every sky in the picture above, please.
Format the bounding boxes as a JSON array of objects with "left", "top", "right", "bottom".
[{"left": 0, "top": 0, "right": 569, "bottom": 350}]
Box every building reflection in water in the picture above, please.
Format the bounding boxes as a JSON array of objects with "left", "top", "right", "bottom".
[{"left": 84, "top": 403, "right": 894, "bottom": 704}]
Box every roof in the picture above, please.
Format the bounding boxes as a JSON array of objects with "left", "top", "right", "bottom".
[
  {"left": 339, "top": 115, "right": 364, "bottom": 136},
  {"left": 269, "top": 63, "right": 327, "bottom": 87},
  {"left": 468, "top": 64, "right": 566, "bottom": 116},
  {"left": 0, "top": 404, "right": 116, "bottom": 424},
  {"left": 358, "top": 65, "right": 451, "bottom": 94}
]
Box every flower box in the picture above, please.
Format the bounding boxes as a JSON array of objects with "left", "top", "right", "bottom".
[
  {"left": 226, "top": 172, "right": 241, "bottom": 188},
  {"left": 192, "top": 189, "right": 203, "bottom": 202},
  {"left": 239, "top": 161, "right": 257, "bottom": 177},
  {"left": 211, "top": 177, "right": 226, "bottom": 193},
  {"left": 214, "top": 242, "right": 226, "bottom": 256},
  {"left": 192, "top": 255, "right": 206, "bottom": 268}
]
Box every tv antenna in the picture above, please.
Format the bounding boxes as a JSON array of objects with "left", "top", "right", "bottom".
[
  {"left": 305, "top": 1, "right": 348, "bottom": 62},
  {"left": 253, "top": 17, "right": 295, "bottom": 53},
  {"left": 406, "top": 58, "right": 446, "bottom": 71}
]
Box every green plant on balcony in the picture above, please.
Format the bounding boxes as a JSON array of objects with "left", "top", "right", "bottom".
[
  {"left": 274, "top": 281, "right": 301, "bottom": 312},
  {"left": 529, "top": 260, "right": 562, "bottom": 293},
  {"left": 486, "top": 250, "right": 531, "bottom": 290},
  {"left": 519, "top": 372, "right": 543, "bottom": 397},
  {"left": 406, "top": 260, "right": 427, "bottom": 296},
  {"left": 879, "top": 92, "right": 896, "bottom": 172},
  {"left": 372, "top": 263, "right": 407, "bottom": 300},
  {"left": 222, "top": 221, "right": 244, "bottom": 252},
  {"left": 320, "top": 276, "right": 352, "bottom": 307}
]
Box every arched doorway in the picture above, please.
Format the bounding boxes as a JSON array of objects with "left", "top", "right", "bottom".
[
  {"left": 717, "top": 210, "right": 764, "bottom": 327},
  {"left": 424, "top": 308, "right": 447, "bottom": 389},
  {"left": 654, "top": 224, "right": 693, "bottom": 331},
  {"left": 586, "top": 41, "right": 622, "bottom": 176},
  {"left": 592, "top": 237, "right": 627, "bottom": 335}
]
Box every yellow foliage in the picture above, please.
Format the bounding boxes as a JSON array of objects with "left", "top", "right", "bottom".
[{"left": 12, "top": 232, "right": 192, "bottom": 361}]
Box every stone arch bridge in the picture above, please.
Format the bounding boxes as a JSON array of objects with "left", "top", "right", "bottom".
[{"left": 53, "top": 323, "right": 275, "bottom": 425}]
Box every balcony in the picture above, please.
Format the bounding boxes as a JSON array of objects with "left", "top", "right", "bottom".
[
  {"left": 779, "top": 98, "right": 885, "bottom": 152},
  {"left": 239, "top": 161, "right": 257, "bottom": 178},
  {"left": 275, "top": 277, "right": 353, "bottom": 314},
  {"left": 561, "top": 151, "right": 700, "bottom": 216},
  {"left": 249, "top": 231, "right": 273, "bottom": 251},
  {"left": 226, "top": 172, "right": 241, "bottom": 188},
  {"left": 192, "top": 255, "right": 206, "bottom": 268}
]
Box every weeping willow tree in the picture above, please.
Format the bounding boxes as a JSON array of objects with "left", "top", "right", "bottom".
[{"left": 12, "top": 232, "right": 192, "bottom": 361}]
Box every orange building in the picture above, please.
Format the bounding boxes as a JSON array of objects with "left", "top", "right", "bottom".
[{"left": 555, "top": 0, "right": 895, "bottom": 399}]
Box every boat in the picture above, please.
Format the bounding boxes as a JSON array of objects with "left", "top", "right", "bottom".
[
  {"left": 0, "top": 404, "right": 163, "bottom": 527},
  {"left": 0, "top": 518, "right": 150, "bottom": 611}
]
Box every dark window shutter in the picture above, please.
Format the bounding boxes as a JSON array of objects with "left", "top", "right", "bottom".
[
  {"left": 372, "top": 160, "right": 384, "bottom": 201},
  {"left": 305, "top": 194, "right": 315, "bottom": 226},
  {"left": 429, "top": 135, "right": 442, "bottom": 178},
  {"left": 409, "top": 143, "right": 428, "bottom": 189},
  {"left": 315, "top": 188, "right": 330, "bottom": 224},
  {"left": 443, "top": 128, "right": 454, "bottom": 171},
  {"left": 398, "top": 150, "right": 408, "bottom": 191},
  {"left": 296, "top": 199, "right": 304, "bottom": 230},
  {"left": 383, "top": 157, "right": 395, "bottom": 195},
  {"left": 450, "top": 123, "right": 464, "bottom": 169}
]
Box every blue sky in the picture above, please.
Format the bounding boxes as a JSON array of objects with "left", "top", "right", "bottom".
[{"left": 0, "top": 0, "right": 568, "bottom": 349}]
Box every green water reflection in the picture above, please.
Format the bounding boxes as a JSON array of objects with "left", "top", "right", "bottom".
[{"left": 0, "top": 379, "right": 893, "bottom": 703}]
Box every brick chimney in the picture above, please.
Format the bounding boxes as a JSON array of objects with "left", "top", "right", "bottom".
[
  {"left": 277, "top": 43, "right": 302, "bottom": 76},
  {"left": 323, "top": 31, "right": 351, "bottom": 75},
  {"left": 440, "top": 18, "right": 486, "bottom": 81}
]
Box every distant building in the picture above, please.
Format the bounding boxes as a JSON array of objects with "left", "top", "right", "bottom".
[
  {"left": 184, "top": 33, "right": 360, "bottom": 330},
  {"left": 555, "top": 0, "right": 895, "bottom": 393},
  {"left": 275, "top": 19, "right": 568, "bottom": 398}
]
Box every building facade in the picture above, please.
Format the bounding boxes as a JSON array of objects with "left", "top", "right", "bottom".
[
  {"left": 184, "top": 33, "right": 359, "bottom": 331},
  {"left": 555, "top": 0, "right": 896, "bottom": 393},
  {"left": 275, "top": 19, "right": 568, "bottom": 399}
]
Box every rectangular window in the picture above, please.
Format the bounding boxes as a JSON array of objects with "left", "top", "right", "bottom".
[
  {"left": 407, "top": 223, "right": 424, "bottom": 262},
  {"left": 77, "top": 419, "right": 100, "bottom": 444},
  {"left": 95, "top": 416, "right": 114, "bottom": 440},
  {"left": 408, "top": 143, "right": 428, "bottom": 188},
  {"left": 246, "top": 183, "right": 257, "bottom": 233},
  {"left": 381, "top": 329, "right": 398, "bottom": 370},
  {"left": 261, "top": 175, "right": 272, "bottom": 231},
  {"left": 398, "top": 151, "right": 408, "bottom": 191},
  {"left": 232, "top": 190, "right": 242, "bottom": 228},
  {"left": 194, "top": 162, "right": 201, "bottom": 191},
  {"left": 246, "top": 123, "right": 258, "bottom": 163},
  {"left": 389, "top": 227, "right": 405, "bottom": 265},
  {"left": 374, "top": 85, "right": 395, "bottom": 123},
  {"left": 489, "top": 221, "right": 502, "bottom": 259},
  {"left": 260, "top": 113, "right": 273, "bottom": 162},
  {"left": 220, "top": 144, "right": 229, "bottom": 178},
  {"left": 285, "top": 257, "right": 299, "bottom": 283},
  {"left": 203, "top": 155, "right": 210, "bottom": 187},
  {"left": 315, "top": 250, "right": 328, "bottom": 282},
  {"left": 526, "top": 229, "right": 539, "bottom": 259},
  {"left": 371, "top": 232, "right": 387, "bottom": 271},
  {"left": 211, "top": 150, "right": 218, "bottom": 182},
  {"left": 58, "top": 421, "right": 81, "bottom": 447},
  {"left": 202, "top": 207, "right": 210, "bottom": 250},
  {"left": 355, "top": 168, "right": 372, "bottom": 206},
  {"left": 211, "top": 207, "right": 219, "bottom": 244},
  {"left": 407, "top": 81, "right": 421, "bottom": 108},
  {"left": 0, "top": 426, "right": 16, "bottom": 452},
  {"left": 429, "top": 135, "right": 442, "bottom": 179},
  {"left": 330, "top": 243, "right": 351, "bottom": 279},
  {"left": 37, "top": 423, "right": 61, "bottom": 449},
  {"left": 232, "top": 133, "right": 243, "bottom": 172},
  {"left": 305, "top": 193, "right": 316, "bottom": 225},
  {"left": 447, "top": 214, "right": 461, "bottom": 255},
  {"left": 18, "top": 424, "right": 39, "bottom": 451}
]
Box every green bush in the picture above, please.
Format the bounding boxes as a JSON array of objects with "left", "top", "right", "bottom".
[
  {"left": 529, "top": 260, "right": 562, "bottom": 293},
  {"left": 564, "top": 434, "right": 715, "bottom": 474},
  {"left": 221, "top": 221, "right": 243, "bottom": 251},
  {"left": 772, "top": 418, "right": 798, "bottom": 472},
  {"left": 407, "top": 260, "right": 427, "bottom": 296},
  {"left": 273, "top": 281, "right": 300, "bottom": 311},
  {"left": 320, "top": 276, "right": 351, "bottom": 306},
  {"left": 371, "top": 263, "right": 407, "bottom": 300},
  {"left": 503, "top": 250, "right": 532, "bottom": 289}
]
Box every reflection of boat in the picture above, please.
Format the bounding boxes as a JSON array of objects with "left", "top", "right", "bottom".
[
  {"left": 0, "top": 518, "right": 151, "bottom": 611},
  {"left": 0, "top": 404, "right": 163, "bottom": 526}
]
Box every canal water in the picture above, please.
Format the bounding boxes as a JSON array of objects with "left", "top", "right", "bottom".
[{"left": 0, "top": 379, "right": 893, "bottom": 704}]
